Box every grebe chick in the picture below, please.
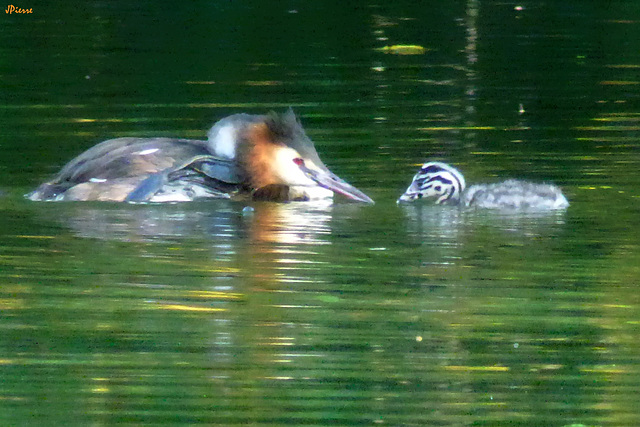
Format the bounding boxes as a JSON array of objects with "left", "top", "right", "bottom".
[
  {"left": 398, "top": 161, "right": 569, "bottom": 210},
  {"left": 27, "top": 110, "right": 374, "bottom": 204}
]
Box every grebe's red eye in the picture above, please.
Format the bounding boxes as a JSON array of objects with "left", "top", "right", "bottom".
[{"left": 293, "top": 158, "right": 305, "bottom": 166}]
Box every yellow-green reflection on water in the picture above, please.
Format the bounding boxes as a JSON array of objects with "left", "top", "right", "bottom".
[{"left": 2, "top": 0, "right": 640, "bottom": 425}]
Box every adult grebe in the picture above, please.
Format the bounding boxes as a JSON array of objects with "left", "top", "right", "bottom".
[
  {"left": 398, "top": 161, "right": 568, "bottom": 210},
  {"left": 27, "top": 110, "right": 374, "bottom": 204}
]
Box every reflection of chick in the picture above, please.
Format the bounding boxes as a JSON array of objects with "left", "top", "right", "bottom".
[{"left": 399, "top": 162, "right": 569, "bottom": 210}]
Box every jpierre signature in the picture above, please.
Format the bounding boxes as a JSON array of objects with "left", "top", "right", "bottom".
[{"left": 6, "top": 5, "right": 32, "bottom": 14}]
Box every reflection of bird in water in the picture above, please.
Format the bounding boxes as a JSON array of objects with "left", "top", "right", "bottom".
[
  {"left": 27, "top": 110, "right": 373, "bottom": 204},
  {"left": 398, "top": 161, "right": 569, "bottom": 210}
]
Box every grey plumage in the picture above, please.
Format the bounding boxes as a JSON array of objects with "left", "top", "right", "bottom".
[
  {"left": 398, "top": 162, "right": 569, "bottom": 210},
  {"left": 26, "top": 110, "right": 374, "bottom": 204}
]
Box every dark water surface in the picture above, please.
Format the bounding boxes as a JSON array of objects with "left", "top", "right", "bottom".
[{"left": 2, "top": 1, "right": 640, "bottom": 425}]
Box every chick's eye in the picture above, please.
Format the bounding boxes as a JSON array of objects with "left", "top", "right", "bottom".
[{"left": 293, "top": 158, "right": 305, "bottom": 166}]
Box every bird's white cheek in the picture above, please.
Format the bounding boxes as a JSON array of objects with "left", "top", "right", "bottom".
[{"left": 273, "top": 148, "right": 316, "bottom": 186}]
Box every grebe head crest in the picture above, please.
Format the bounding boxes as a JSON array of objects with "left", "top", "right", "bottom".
[
  {"left": 208, "top": 109, "right": 374, "bottom": 204},
  {"left": 398, "top": 161, "right": 466, "bottom": 204}
]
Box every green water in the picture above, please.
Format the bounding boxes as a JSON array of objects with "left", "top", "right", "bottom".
[{"left": 2, "top": 1, "right": 640, "bottom": 425}]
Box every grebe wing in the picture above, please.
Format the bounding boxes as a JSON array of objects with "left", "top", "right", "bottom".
[
  {"left": 54, "top": 137, "right": 209, "bottom": 182},
  {"left": 124, "top": 155, "right": 246, "bottom": 202},
  {"left": 28, "top": 137, "right": 211, "bottom": 201}
]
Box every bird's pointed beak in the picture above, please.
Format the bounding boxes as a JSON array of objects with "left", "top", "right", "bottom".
[{"left": 294, "top": 159, "right": 374, "bottom": 204}]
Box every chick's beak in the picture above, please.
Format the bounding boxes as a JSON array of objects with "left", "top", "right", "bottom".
[{"left": 294, "top": 159, "right": 374, "bottom": 204}]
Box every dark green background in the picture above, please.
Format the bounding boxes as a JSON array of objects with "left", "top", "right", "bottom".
[{"left": 1, "top": 1, "right": 640, "bottom": 425}]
